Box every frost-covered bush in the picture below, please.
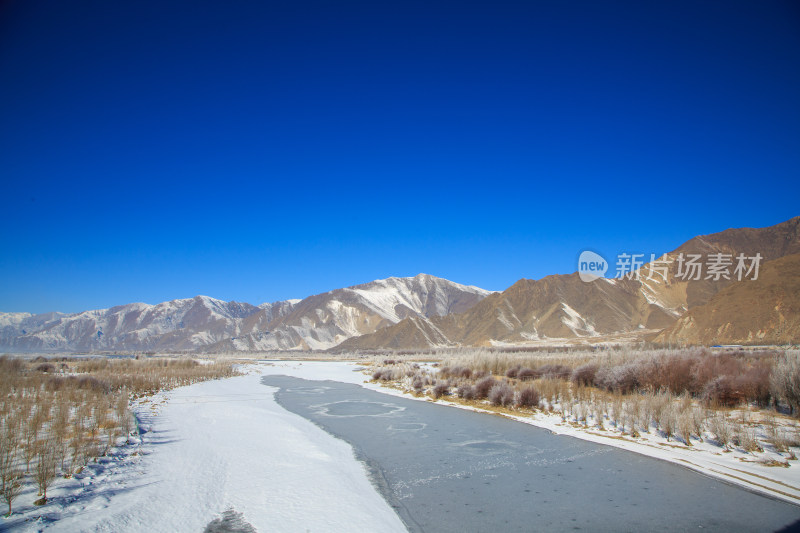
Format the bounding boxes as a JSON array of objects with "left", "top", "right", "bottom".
[
  {"left": 441, "top": 366, "right": 472, "bottom": 379},
  {"left": 516, "top": 386, "right": 540, "bottom": 408},
  {"left": 771, "top": 352, "right": 800, "bottom": 414},
  {"left": 488, "top": 383, "right": 515, "bottom": 407},
  {"left": 595, "top": 363, "right": 640, "bottom": 394},
  {"left": 709, "top": 415, "right": 732, "bottom": 449},
  {"left": 457, "top": 384, "right": 476, "bottom": 400},
  {"left": 517, "top": 367, "right": 536, "bottom": 381},
  {"left": 473, "top": 376, "right": 496, "bottom": 399},
  {"left": 534, "top": 364, "right": 571, "bottom": 380},
  {"left": 431, "top": 382, "right": 450, "bottom": 399},
  {"left": 570, "top": 363, "right": 599, "bottom": 387},
  {"left": 702, "top": 376, "right": 741, "bottom": 407},
  {"left": 733, "top": 426, "right": 761, "bottom": 452}
]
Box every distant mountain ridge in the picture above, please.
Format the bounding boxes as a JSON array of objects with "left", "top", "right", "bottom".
[
  {"left": 3, "top": 218, "right": 798, "bottom": 352},
  {"left": 200, "top": 274, "right": 491, "bottom": 351},
  {"left": 0, "top": 274, "right": 492, "bottom": 353},
  {"left": 338, "top": 216, "right": 800, "bottom": 350}
]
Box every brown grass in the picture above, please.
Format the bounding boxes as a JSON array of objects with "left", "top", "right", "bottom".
[{"left": 0, "top": 355, "right": 239, "bottom": 515}]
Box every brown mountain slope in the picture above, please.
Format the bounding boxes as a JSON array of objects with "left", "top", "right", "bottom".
[
  {"left": 655, "top": 253, "right": 800, "bottom": 345},
  {"left": 662, "top": 216, "right": 800, "bottom": 309},
  {"left": 337, "top": 273, "right": 675, "bottom": 350},
  {"left": 337, "top": 216, "right": 800, "bottom": 350},
  {"left": 200, "top": 274, "right": 491, "bottom": 351}
]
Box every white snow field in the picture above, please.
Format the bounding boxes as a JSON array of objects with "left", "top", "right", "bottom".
[{"left": 6, "top": 367, "right": 406, "bottom": 532}]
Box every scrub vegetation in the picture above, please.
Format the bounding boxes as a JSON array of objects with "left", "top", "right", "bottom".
[
  {"left": 369, "top": 348, "right": 800, "bottom": 457},
  {"left": 0, "top": 355, "right": 237, "bottom": 515}
]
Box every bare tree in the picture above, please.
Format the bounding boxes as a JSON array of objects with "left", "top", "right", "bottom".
[
  {"left": 771, "top": 353, "right": 800, "bottom": 414},
  {"left": 677, "top": 410, "right": 693, "bottom": 446},
  {"left": 34, "top": 440, "right": 59, "bottom": 505},
  {"left": 709, "top": 414, "right": 732, "bottom": 450},
  {"left": 70, "top": 408, "right": 87, "bottom": 473},
  {"left": 661, "top": 404, "right": 677, "bottom": 441},
  {"left": 0, "top": 411, "right": 23, "bottom": 516},
  {"left": 51, "top": 401, "right": 71, "bottom": 473}
]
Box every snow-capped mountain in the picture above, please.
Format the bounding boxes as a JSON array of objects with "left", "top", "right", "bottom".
[
  {"left": 9, "top": 216, "right": 796, "bottom": 353},
  {"left": 0, "top": 274, "right": 492, "bottom": 353},
  {"left": 1, "top": 296, "right": 286, "bottom": 352},
  {"left": 0, "top": 311, "right": 68, "bottom": 347},
  {"left": 202, "top": 274, "right": 492, "bottom": 352},
  {"left": 340, "top": 217, "right": 800, "bottom": 350}
]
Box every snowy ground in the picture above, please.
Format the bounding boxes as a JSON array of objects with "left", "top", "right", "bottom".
[
  {"left": 5, "top": 360, "right": 800, "bottom": 532},
  {"left": 3, "top": 365, "right": 406, "bottom": 532}
]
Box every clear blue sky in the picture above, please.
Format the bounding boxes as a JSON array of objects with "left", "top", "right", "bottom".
[{"left": 1, "top": 0, "right": 799, "bottom": 313}]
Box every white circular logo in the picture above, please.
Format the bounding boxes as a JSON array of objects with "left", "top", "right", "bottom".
[{"left": 578, "top": 250, "right": 608, "bottom": 282}]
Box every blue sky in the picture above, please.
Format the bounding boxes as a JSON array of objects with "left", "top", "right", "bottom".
[{"left": 1, "top": 0, "right": 799, "bottom": 313}]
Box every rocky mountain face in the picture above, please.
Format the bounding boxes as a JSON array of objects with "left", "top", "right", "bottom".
[
  {"left": 1, "top": 296, "right": 269, "bottom": 352},
  {"left": 0, "top": 274, "right": 491, "bottom": 353},
  {"left": 338, "top": 217, "right": 800, "bottom": 350},
  {"left": 655, "top": 253, "right": 800, "bottom": 345},
  {"left": 201, "top": 274, "right": 492, "bottom": 351}
]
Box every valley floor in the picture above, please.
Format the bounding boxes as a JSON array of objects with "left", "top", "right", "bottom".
[
  {"left": 6, "top": 360, "right": 800, "bottom": 531},
  {"left": 2, "top": 365, "right": 406, "bottom": 532}
]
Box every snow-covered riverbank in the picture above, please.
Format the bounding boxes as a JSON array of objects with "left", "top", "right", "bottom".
[
  {"left": 3, "top": 366, "right": 406, "bottom": 532},
  {"left": 281, "top": 360, "right": 800, "bottom": 506},
  {"left": 7, "top": 359, "right": 799, "bottom": 532}
]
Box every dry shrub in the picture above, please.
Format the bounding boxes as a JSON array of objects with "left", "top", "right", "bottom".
[
  {"left": 765, "top": 415, "right": 790, "bottom": 453},
  {"left": 677, "top": 410, "right": 694, "bottom": 446},
  {"left": 457, "top": 384, "right": 476, "bottom": 400},
  {"left": 738, "top": 360, "right": 772, "bottom": 407},
  {"left": 534, "top": 378, "right": 564, "bottom": 405},
  {"left": 517, "top": 367, "right": 536, "bottom": 381},
  {"left": 703, "top": 376, "right": 746, "bottom": 407},
  {"left": 441, "top": 366, "right": 472, "bottom": 380},
  {"left": 771, "top": 352, "right": 800, "bottom": 414},
  {"left": 709, "top": 414, "right": 732, "bottom": 449},
  {"left": 734, "top": 426, "right": 761, "bottom": 452},
  {"left": 629, "top": 351, "right": 699, "bottom": 395},
  {"left": 431, "top": 382, "right": 449, "bottom": 399},
  {"left": 596, "top": 363, "right": 640, "bottom": 394},
  {"left": 534, "top": 364, "right": 571, "bottom": 380},
  {"left": 516, "top": 386, "right": 540, "bottom": 408},
  {"left": 571, "top": 363, "right": 599, "bottom": 387},
  {"left": 661, "top": 404, "right": 677, "bottom": 441},
  {"left": 34, "top": 363, "right": 56, "bottom": 373},
  {"left": 488, "top": 383, "right": 515, "bottom": 407},
  {"left": 372, "top": 367, "right": 401, "bottom": 381},
  {"left": 473, "top": 376, "right": 496, "bottom": 400}
]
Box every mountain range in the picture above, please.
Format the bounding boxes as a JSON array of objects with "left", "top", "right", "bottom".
[
  {"left": 2, "top": 217, "right": 798, "bottom": 352},
  {"left": 0, "top": 274, "right": 490, "bottom": 352},
  {"left": 339, "top": 216, "right": 800, "bottom": 350}
]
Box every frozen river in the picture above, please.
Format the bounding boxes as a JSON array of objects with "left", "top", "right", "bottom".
[{"left": 263, "top": 375, "right": 800, "bottom": 533}]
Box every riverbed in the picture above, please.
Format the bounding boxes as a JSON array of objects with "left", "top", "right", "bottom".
[{"left": 264, "top": 374, "right": 800, "bottom": 533}]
